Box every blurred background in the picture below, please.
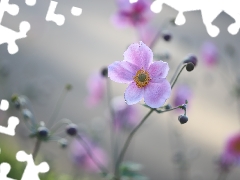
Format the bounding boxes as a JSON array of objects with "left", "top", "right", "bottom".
[{"left": 0, "top": 0, "right": 240, "bottom": 179}]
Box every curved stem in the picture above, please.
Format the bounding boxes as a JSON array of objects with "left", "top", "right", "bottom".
[
  {"left": 32, "top": 139, "right": 41, "bottom": 161},
  {"left": 114, "top": 109, "right": 154, "bottom": 179},
  {"left": 47, "top": 88, "right": 68, "bottom": 128},
  {"left": 76, "top": 134, "right": 109, "bottom": 175},
  {"left": 170, "top": 62, "right": 184, "bottom": 84},
  {"left": 171, "top": 64, "right": 187, "bottom": 89}
]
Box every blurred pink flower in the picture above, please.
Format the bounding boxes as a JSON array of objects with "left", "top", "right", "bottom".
[
  {"left": 138, "top": 25, "right": 158, "bottom": 47},
  {"left": 70, "top": 138, "right": 108, "bottom": 172},
  {"left": 201, "top": 41, "right": 218, "bottom": 67},
  {"left": 111, "top": 96, "right": 139, "bottom": 132},
  {"left": 112, "top": 0, "right": 153, "bottom": 28},
  {"left": 108, "top": 41, "right": 171, "bottom": 108},
  {"left": 85, "top": 73, "right": 105, "bottom": 107},
  {"left": 172, "top": 84, "right": 192, "bottom": 108},
  {"left": 216, "top": 154, "right": 235, "bottom": 172},
  {"left": 223, "top": 132, "right": 240, "bottom": 164}
]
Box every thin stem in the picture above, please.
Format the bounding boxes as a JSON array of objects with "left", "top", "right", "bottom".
[
  {"left": 32, "top": 139, "right": 41, "bottom": 161},
  {"left": 155, "top": 106, "right": 181, "bottom": 114},
  {"left": 114, "top": 109, "right": 154, "bottom": 179},
  {"left": 106, "top": 78, "right": 117, "bottom": 171},
  {"left": 47, "top": 88, "right": 68, "bottom": 128},
  {"left": 171, "top": 64, "right": 187, "bottom": 89},
  {"left": 50, "top": 118, "right": 72, "bottom": 134},
  {"left": 76, "top": 134, "right": 109, "bottom": 175},
  {"left": 170, "top": 62, "right": 184, "bottom": 84}
]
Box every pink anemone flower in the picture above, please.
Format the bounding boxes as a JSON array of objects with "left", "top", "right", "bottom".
[
  {"left": 111, "top": 96, "right": 139, "bottom": 132},
  {"left": 108, "top": 41, "right": 171, "bottom": 108},
  {"left": 85, "top": 73, "right": 106, "bottom": 108},
  {"left": 70, "top": 138, "right": 108, "bottom": 173},
  {"left": 223, "top": 132, "right": 240, "bottom": 164},
  {"left": 112, "top": 0, "right": 153, "bottom": 28},
  {"left": 201, "top": 41, "right": 218, "bottom": 67}
]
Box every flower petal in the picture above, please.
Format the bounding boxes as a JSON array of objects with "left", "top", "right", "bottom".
[
  {"left": 108, "top": 61, "right": 138, "bottom": 83},
  {"left": 123, "top": 41, "right": 153, "bottom": 70},
  {"left": 148, "top": 61, "right": 169, "bottom": 82},
  {"left": 124, "top": 82, "right": 144, "bottom": 105},
  {"left": 144, "top": 80, "right": 171, "bottom": 108}
]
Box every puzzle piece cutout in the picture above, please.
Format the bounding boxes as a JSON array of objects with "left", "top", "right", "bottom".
[
  {"left": 0, "top": 151, "right": 49, "bottom": 180},
  {"left": 16, "top": 151, "right": 50, "bottom": 180},
  {"left": 46, "top": 0, "right": 82, "bottom": 26},
  {"left": 150, "top": 0, "right": 240, "bottom": 37},
  {"left": 0, "top": 0, "right": 31, "bottom": 54},
  {"left": 0, "top": 116, "right": 19, "bottom": 136},
  {"left": 0, "top": 99, "right": 19, "bottom": 136},
  {"left": 25, "top": 0, "right": 37, "bottom": 6},
  {"left": 0, "top": 163, "right": 16, "bottom": 180}
]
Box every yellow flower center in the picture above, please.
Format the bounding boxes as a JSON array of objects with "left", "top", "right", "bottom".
[{"left": 133, "top": 69, "right": 151, "bottom": 88}]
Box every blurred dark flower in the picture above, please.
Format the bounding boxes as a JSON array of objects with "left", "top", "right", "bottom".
[
  {"left": 70, "top": 138, "right": 107, "bottom": 172},
  {"left": 138, "top": 25, "right": 158, "bottom": 47},
  {"left": 201, "top": 41, "right": 218, "bottom": 67},
  {"left": 85, "top": 73, "right": 106, "bottom": 107},
  {"left": 112, "top": 0, "right": 153, "bottom": 28},
  {"left": 111, "top": 96, "right": 139, "bottom": 132}
]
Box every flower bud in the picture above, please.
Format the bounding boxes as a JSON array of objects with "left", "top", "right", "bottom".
[
  {"left": 37, "top": 127, "right": 49, "bottom": 138},
  {"left": 165, "top": 104, "right": 172, "bottom": 110},
  {"left": 178, "top": 115, "right": 188, "bottom": 124},
  {"left": 22, "top": 109, "right": 32, "bottom": 120},
  {"left": 101, "top": 67, "right": 108, "bottom": 77},
  {"left": 66, "top": 123, "right": 78, "bottom": 136},
  {"left": 186, "top": 63, "right": 194, "bottom": 72},
  {"left": 59, "top": 138, "right": 68, "bottom": 148},
  {"left": 183, "top": 55, "right": 197, "bottom": 66},
  {"left": 65, "top": 84, "right": 72, "bottom": 91},
  {"left": 162, "top": 31, "right": 172, "bottom": 41}
]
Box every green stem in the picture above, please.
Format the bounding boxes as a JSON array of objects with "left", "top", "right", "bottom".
[
  {"left": 32, "top": 139, "right": 41, "bottom": 161},
  {"left": 170, "top": 62, "right": 184, "bottom": 84},
  {"left": 171, "top": 64, "right": 187, "bottom": 89},
  {"left": 114, "top": 109, "right": 154, "bottom": 179}
]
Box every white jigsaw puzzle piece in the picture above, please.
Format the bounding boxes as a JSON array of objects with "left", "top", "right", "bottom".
[
  {"left": 0, "top": 163, "right": 16, "bottom": 180},
  {"left": 0, "top": 116, "right": 19, "bottom": 136},
  {"left": 151, "top": 0, "right": 240, "bottom": 37},
  {"left": 71, "top": 6, "right": 82, "bottom": 16},
  {"left": 25, "top": 0, "right": 37, "bottom": 6},
  {"left": 0, "top": 99, "right": 9, "bottom": 111},
  {"left": 16, "top": 151, "right": 50, "bottom": 180},
  {"left": 46, "top": 1, "right": 65, "bottom": 26},
  {"left": 0, "top": 0, "right": 31, "bottom": 54}
]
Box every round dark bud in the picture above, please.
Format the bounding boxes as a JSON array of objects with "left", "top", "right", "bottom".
[
  {"left": 59, "top": 138, "right": 68, "bottom": 148},
  {"left": 162, "top": 32, "right": 172, "bottom": 42},
  {"left": 184, "top": 55, "right": 197, "bottom": 66},
  {"left": 178, "top": 115, "right": 188, "bottom": 124},
  {"left": 66, "top": 123, "right": 78, "bottom": 136},
  {"left": 37, "top": 127, "right": 49, "bottom": 137},
  {"left": 101, "top": 67, "right": 108, "bottom": 77},
  {"left": 14, "top": 101, "right": 21, "bottom": 109},
  {"left": 165, "top": 104, "right": 172, "bottom": 110},
  {"left": 186, "top": 63, "right": 194, "bottom": 72}
]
